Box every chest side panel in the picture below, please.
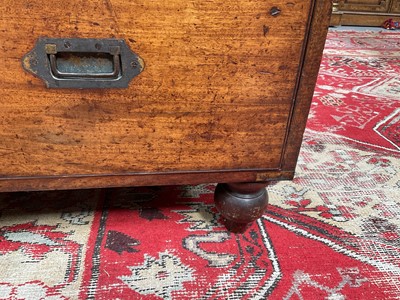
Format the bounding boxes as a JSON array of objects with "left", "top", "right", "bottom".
[{"left": 0, "top": 0, "right": 312, "bottom": 177}]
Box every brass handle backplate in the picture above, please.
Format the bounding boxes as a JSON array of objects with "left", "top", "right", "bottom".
[{"left": 22, "top": 38, "right": 144, "bottom": 89}]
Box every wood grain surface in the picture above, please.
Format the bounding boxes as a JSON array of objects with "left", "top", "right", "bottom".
[
  {"left": 0, "top": 0, "right": 329, "bottom": 191},
  {"left": 330, "top": 0, "right": 400, "bottom": 26}
]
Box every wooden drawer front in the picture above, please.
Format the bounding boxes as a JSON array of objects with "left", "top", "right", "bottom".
[
  {"left": 391, "top": 0, "right": 400, "bottom": 12},
  {"left": 0, "top": 0, "right": 313, "bottom": 178},
  {"left": 338, "top": 0, "right": 391, "bottom": 12}
]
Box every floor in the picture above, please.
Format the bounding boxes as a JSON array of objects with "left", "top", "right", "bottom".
[{"left": 329, "top": 25, "right": 386, "bottom": 32}]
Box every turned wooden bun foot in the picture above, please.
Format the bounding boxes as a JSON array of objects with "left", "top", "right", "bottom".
[{"left": 214, "top": 182, "right": 269, "bottom": 233}]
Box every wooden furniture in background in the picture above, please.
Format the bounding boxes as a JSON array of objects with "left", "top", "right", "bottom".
[
  {"left": 331, "top": 0, "right": 400, "bottom": 26},
  {"left": 0, "top": 0, "right": 331, "bottom": 232}
]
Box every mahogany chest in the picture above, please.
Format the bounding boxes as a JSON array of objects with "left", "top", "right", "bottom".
[{"left": 0, "top": 0, "right": 331, "bottom": 231}]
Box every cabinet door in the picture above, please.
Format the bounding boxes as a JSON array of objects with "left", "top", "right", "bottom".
[
  {"left": 391, "top": 0, "right": 400, "bottom": 12},
  {"left": 339, "top": 0, "right": 391, "bottom": 12}
]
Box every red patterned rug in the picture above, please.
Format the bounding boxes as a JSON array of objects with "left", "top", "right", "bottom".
[{"left": 1, "top": 30, "right": 400, "bottom": 299}]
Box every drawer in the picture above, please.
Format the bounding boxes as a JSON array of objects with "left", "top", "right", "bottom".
[{"left": 0, "top": 0, "right": 331, "bottom": 192}]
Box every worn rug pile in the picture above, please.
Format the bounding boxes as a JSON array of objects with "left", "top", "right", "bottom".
[{"left": 1, "top": 30, "right": 399, "bottom": 299}]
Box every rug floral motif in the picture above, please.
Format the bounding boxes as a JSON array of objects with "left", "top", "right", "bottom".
[
  {"left": 0, "top": 30, "right": 400, "bottom": 299},
  {"left": 309, "top": 31, "right": 400, "bottom": 152}
]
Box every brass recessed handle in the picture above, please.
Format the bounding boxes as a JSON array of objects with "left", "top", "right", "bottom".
[
  {"left": 47, "top": 45, "right": 121, "bottom": 80},
  {"left": 22, "top": 38, "right": 144, "bottom": 89}
]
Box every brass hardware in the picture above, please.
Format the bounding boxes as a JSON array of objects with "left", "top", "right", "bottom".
[
  {"left": 270, "top": 7, "right": 281, "bottom": 16},
  {"left": 47, "top": 45, "right": 121, "bottom": 79},
  {"left": 22, "top": 38, "right": 144, "bottom": 89}
]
